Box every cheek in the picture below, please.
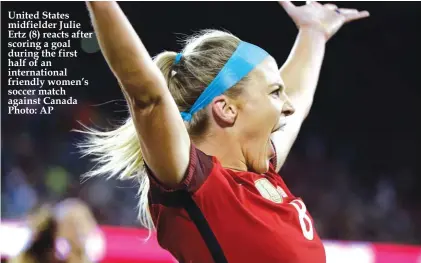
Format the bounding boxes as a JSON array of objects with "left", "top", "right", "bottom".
[
  {"left": 238, "top": 102, "right": 266, "bottom": 136},
  {"left": 238, "top": 95, "right": 278, "bottom": 131},
  {"left": 269, "top": 97, "right": 283, "bottom": 116}
]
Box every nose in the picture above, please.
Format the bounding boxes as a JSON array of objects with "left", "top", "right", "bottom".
[{"left": 282, "top": 95, "right": 295, "bottom": 116}]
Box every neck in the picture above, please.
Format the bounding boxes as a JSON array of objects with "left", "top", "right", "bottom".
[{"left": 193, "top": 132, "right": 247, "bottom": 172}]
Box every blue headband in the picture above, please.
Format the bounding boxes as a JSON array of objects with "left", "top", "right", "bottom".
[
  {"left": 174, "top": 53, "right": 183, "bottom": 65},
  {"left": 180, "top": 41, "right": 269, "bottom": 122}
]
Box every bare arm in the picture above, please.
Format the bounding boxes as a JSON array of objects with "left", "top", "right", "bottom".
[
  {"left": 271, "top": 28, "right": 326, "bottom": 171},
  {"left": 271, "top": 2, "right": 369, "bottom": 172},
  {"left": 87, "top": 2, "right": 190, "bottom": 186}
]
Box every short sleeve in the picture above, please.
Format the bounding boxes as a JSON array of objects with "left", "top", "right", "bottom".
[{"left": 145, "top": 142, "right": 214, "bottom": 194}]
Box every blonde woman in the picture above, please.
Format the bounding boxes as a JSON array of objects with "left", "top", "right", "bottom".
[{"left": 81, "top": 1, "right": 369, "bottom": 262}]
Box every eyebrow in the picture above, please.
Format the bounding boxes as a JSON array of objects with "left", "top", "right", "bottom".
[{"left": 269, "top": 82, "right": 285, "bottom": 92}]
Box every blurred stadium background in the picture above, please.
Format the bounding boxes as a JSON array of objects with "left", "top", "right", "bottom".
[{"left": 1, "top": 1, "right": 420, "bottom": 262}]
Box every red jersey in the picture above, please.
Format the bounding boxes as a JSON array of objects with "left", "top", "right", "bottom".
[{"left": 147, "top": 144, "right": 326, "bottom": 263}]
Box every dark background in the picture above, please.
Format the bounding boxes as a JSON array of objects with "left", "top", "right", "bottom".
[{"left": 2, "top": 1, "right": 420, "bottom": 244}]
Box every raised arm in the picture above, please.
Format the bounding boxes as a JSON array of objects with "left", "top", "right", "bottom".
[
  {"left": 87, "top": 2, "right": 190, "bottom": 186},
  {"left": 271, "top": 1, "right": 369, "bottom": 171}
]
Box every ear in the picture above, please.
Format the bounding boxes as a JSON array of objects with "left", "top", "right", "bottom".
[{"left": 211, "top": 95, "right": 238, "bottom": 127}]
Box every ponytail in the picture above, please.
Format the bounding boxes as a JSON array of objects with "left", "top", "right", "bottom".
[{"left": 76, "top": 52, "right": 179, "bottom": 230}]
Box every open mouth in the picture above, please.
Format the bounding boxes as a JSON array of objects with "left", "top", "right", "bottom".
[
  {"left": 268, "top": 139, "right": 276, "bottom": 158},
  {"left": 272, "top": 122, "right": 287, "bottom": 133}
]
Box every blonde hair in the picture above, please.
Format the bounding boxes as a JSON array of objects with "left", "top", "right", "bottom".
[{"left": 77, "top": 30, "right": 248, "bottom": 229}]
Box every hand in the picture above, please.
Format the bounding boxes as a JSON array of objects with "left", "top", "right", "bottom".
[{"left": 280, "top": 1, "right": 370, "bottom": 41}]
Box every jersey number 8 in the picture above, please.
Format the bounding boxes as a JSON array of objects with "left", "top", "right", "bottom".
[{"left": 289, "top": 199, "right": 314, "bottom": 240}]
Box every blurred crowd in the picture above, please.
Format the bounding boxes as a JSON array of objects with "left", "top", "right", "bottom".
[{"left": 2, "top": 102, "right": 420, "bottom": 245}]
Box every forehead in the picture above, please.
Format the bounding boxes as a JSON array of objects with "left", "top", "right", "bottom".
[{"left": 249, "top": 56, "right": 283, "bottom": 86}]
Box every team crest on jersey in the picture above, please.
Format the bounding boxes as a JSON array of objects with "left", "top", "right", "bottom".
[{"left": 254, "top": 178, "right": 283, "bottom": 203}]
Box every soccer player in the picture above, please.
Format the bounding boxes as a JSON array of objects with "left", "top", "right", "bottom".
[{"left": 81, "top": 1, "right": 369, "bottom": 262}]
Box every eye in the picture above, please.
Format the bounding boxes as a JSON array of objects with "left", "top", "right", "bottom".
[{"left": 270, "top": 88, "right": 281, "bottom": 97}]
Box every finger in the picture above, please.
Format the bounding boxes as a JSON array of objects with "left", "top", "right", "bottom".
[
  {"left": 337, "top": 8, "right": 359, "bottom": 15},
  {"left": 339, "top": 9, "right": 370, "bottom": 17},
  {"left": 360, "top": 11, "right": 370, "bottom": 17},
  {"left": 324, "top": 3, "right": 338, "bottom": 11},
  {"left": 341, "top": 10, "right": 370, "bottom": 22},
  {"left": 279, "top": 1, "right": 296, "bottom": 13},
  {"left": 309, "top": 1, "right": 322, "bottom": 7}
]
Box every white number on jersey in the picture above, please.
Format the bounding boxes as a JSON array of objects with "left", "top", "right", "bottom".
[{"left": 289, "top": 199, "right": 314, "bottom": 240}]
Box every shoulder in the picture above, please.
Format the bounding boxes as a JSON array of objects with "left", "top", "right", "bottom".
[{"left": 147, "top": 143, "right": 219, "bottom": 193}]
